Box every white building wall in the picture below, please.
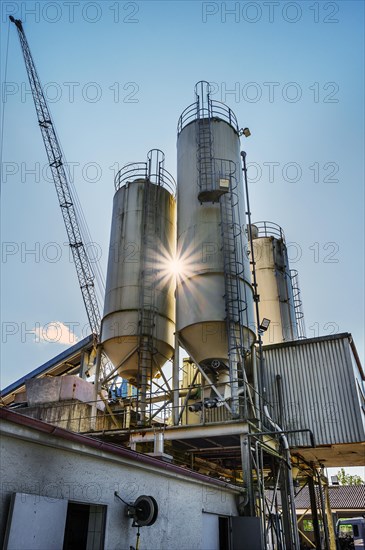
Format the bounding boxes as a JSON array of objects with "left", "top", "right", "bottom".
[{"left": 0, "top": 417, "right": 241, "bottom": 550}]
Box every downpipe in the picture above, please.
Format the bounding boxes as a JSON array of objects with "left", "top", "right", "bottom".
[{"left": 263, "top": 406, "right": 301, "bottom": 550}]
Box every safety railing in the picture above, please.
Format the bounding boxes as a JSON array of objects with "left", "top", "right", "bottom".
[
  {"left": 114, "top": 150, "right": 176, "bottom": 197},
  {"left": 177, "top": 98, "right": 239, "bottom": 135},
  {"left": 250, "top": 221, "right": 286, "bottom": 242}
]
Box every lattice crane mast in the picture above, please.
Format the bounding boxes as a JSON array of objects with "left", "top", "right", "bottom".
[{"left": 9, "top": 17, "right": 102, "bottom": 338}]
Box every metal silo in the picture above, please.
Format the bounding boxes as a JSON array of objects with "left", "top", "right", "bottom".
[
  {"left": 250, "top": 221, "right": 305, "bottom": 344},
  {"left": 176, "top": 82, "right": 256, "bottom": 417},
  {"left": 101, "top": 150, "right": 176, "bottom": 418}
]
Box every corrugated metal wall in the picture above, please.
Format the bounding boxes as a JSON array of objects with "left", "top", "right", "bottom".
[{"left": 263, "top": 334, "right": 365, "bottom": 447}]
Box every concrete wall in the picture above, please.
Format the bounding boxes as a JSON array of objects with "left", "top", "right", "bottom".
[
  {"left": 0, "top": 417, "right": 240, "bottom": 550},
  {"left": 14, "top": 401, "right": 115, "bottom": 433}
]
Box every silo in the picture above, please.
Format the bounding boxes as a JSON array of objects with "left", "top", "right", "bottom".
[
  {"left": 250, "top": 221, "right": 305, "bottom": 344},
  {"left": 101, "top": 150, "right": 176, "bottom": 392},
  {"left": 176, "top": 82, "right": 256, "bottom": 415}
]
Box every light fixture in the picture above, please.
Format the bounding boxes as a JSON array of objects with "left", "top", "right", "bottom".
[
  {"left": 239, "top": 127, "right": 251, "bottom": 138},
  {"left": 259, "top": 318, "right": 271, "bottom": 332}
]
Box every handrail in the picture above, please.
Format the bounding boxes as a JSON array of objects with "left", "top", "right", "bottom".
[
  {"left": 290, "top": 269, "right": 306, "bottom": 339},
  {"left": 114, "top": 162, "right": 176, "bottom": 197},
  {"left": 177, "top": 98, "right": 239, "bottom": 135},
  {"left": 251, "top": 221, "right": 286, "bottom": 242}
]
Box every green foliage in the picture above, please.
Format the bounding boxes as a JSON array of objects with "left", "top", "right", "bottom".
[
  {"left": 337, "top": 468, "right": 364, "bottom": 486},
  {"left": 303, "top": 519, "right": 323, "bottom": 531}
]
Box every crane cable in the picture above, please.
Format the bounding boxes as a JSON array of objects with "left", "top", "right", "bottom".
[
  {"left": 0, "top": 18, "right": 11, "bottom": 198},
  {"left": 37, "top": 89, "right": 107, "bottom": 306},
  {"left": 56, "top": 133, "right": 106, "bottom": 304},
  {"left": 3, "top": 19, "right": 106, "bottom": 314}
]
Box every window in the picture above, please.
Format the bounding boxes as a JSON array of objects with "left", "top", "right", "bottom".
[
  {"left": 63, "top": 503, "right": 106, "bottom": 550},
  {"left": 338, "top": 524, "right": 354, "bottom": 537},
  {"left": 3, "top": 493, "right": 106, "bottom": 550}
]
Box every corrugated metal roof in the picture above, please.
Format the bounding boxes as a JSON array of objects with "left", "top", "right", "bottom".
[
  {"left": 295, "top": 485, "right": 365, "bottom": 511},
  {"left": 263, "top": 334, "right": 365, "bottom": 447},
  {"left": 267, "top": 485, "right": 365, "bottom": 510},
  {"left": 0, "top": 334, "right": 94, "bottom": 400}
]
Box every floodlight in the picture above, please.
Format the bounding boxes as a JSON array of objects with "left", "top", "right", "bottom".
[
  {"left": 239, "top": 127, "right": 251, "bottom": 138},
  {"left": 259, "top": 318, "right": 271, "bottom": 332}
]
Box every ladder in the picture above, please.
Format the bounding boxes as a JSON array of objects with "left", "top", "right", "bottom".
[
  {"left": 194, "top": 81, "right": 217, "bottom": 202},
  {"left": 219, "top": 169, "right": 249, "bottom": 418},
  {"left": 137, "top": 179, "right": 158, "bottom": 425},
  {"left": 196, "top": 114, "right": 215, "bottom": 200}
]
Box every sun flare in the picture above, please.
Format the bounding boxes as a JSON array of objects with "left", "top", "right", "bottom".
[{"left": 167, "top": 258, "right": 184, "bottom": 276}]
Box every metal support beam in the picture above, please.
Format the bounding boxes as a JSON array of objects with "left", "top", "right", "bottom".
[
  {"left": 240, "top": 433, "right": 254, "bottom": 516},
  {"left": 323, "top": 479, "right": 337, "bottom": 550},
  {"left": 154, "top": 357, "right": 172, "bottom": 393},
  {"left": 101, "top": 346, "right": 138, "bottom": 385},
  {"left": 177, "top": 368, "right": 200, "bottom": 424},
  {"left": 308, "top": 476, "right": 321, "bottom": 550},
  {"left": 90, "top": 345, "right": 102, "bottom": 431},
  {"left": 280, "top": 462, "right": 293, "bottom": 549},
  {"left": 316, "top": 471, "right": 331, "bottom": 550}
]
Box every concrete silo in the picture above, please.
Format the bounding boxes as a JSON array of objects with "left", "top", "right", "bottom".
[
  {"left": 101, "top": 150, "right": 176, "bottom": 420},
  {"left": 176, "top": 82, "right": 256, "bottom": 417}
]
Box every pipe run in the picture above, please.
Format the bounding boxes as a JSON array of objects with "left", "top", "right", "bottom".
[{"left": 263, "top": 406, "right": 301, "bottom": 550}]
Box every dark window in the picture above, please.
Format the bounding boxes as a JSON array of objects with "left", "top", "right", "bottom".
[
  {"left": 63, "top": 503, "right": 106, "bottom": 550},
  {"left": 219, "top": 516, "right": 230, "bottom": 550}
]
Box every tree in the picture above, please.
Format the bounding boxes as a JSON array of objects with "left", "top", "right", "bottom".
[{"left": 337, "top": 468, "right": 364, "bottom": 486}]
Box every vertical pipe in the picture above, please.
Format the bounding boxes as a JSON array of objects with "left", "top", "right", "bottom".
[
  {"left": 154, "top": 431, "right": 164, "bottom": 454},
  {"left": 264, "top": 405, "right": 301, "bottom": 549},
  {"left": 172, "top": 332, "right": 180, "bottom": 425},
  {"left": 276, "top": 374, "right": 284, "bottom": 428},
  {"left": 241, "top": 151, "right": 264, "bottom": 416},
  {"left": 91, "top": 345, "right": 102, "bottom": 431},
  {"left": 138, "top": 340, "right": 148, "bottom": 426},
  {"left": 252, "top": 348, "right": 260, "bottom": 424}
]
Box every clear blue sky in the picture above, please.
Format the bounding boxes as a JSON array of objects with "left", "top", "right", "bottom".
[{"left": 1, "top": 0, "right": 364, "bottom": 390}]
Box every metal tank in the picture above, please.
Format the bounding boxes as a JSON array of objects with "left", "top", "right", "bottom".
[
  {"left": 101, "top": 150, "right": 176, "bottom": 387},
  {"left": 250, "top": 221, "right": 305, "bottom": 345},
  {"left": 176, "top": 82, "right": 256, "bottom": 415}
]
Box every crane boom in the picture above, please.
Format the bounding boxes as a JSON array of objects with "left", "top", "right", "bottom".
[{"left": 10, "top": 17, "right": 101, "bottom": 336}]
